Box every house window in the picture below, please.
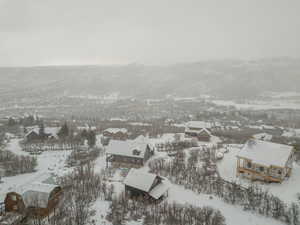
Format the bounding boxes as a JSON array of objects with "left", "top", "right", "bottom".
[
  {"left": 259, "top": 166, "right": 264, "bottom": 172},
  {"left": 11, "top": 195, "right": 17, "bottom": 201},
  {"left": 278, "top": 170, "right": 282, "bottom": 175},
  {"left": 247, "top": 162, "right": 252, "bottom": 169}
]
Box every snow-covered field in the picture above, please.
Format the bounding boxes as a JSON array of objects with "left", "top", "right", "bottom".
[
  {"left": 89, "top": 136, "right": 286, "bottom": 225},
  {"left": 0, "top": 139, "right": 72, "bottom": 202},
  {"left": 212, "top": 99, "right": 300, "bottom": 110},
  {"left": 1, "top": 135, "right": 294, "bottom": 225}
]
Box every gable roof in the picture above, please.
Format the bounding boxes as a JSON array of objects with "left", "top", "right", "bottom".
[
  {"left": 149, "top": 179, "right": 170, "bottom": 199},
  {"left": 124, "top": 169, "right": 157, "bottom": 192},
  {"left": 198, "top": 128, "right": 212, "bottom": 136},
  {"left": 25, "top": 127, "right": 60, "bottom": 139},
  {"left": 104, "top": 128, "right": 128, "bottom": 134},
  {"left": 237, "top": 139, "right": 294, "bottom": 167},
  {"left": 20, "top": 182, "right": 60, "bottom": 208},
  {"left": 106, "top": 136, "right": 150, "bottom": 158}
]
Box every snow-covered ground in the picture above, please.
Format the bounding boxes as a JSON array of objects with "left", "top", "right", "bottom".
[
  {"left": 0, "top": 139, "right": 72, "bottom": 202},
  {"left": 90, "top": 137, "right": 285, "bottom": 225},
  {"left": 169, "top": 185, "right": 283, "bottom": 225},
  {"left": 217, "top": 145, "right": 300, "bottom": 203}
]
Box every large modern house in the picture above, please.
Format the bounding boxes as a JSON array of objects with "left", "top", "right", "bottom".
[{"left": 237, "top": 139, "right": 295, "bottom": 183}]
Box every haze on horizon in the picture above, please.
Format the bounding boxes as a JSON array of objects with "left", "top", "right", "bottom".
[{"left": 0, "top": 0, "right": 300, "bottom": 67}]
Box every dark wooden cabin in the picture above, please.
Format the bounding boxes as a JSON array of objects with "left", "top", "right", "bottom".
[
  {"left": 124, "top": 169, "right": 170, "bottom": 201},
  {"left": 106, "top": 137, "right": 154, "bottom": 168},
  {"left": 103, "top": 128, "right": 128, "bottom": 140}
]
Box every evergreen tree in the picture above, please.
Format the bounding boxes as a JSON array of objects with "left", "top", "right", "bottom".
[
  {"left": 58, "top": 122, "right": 69, "bottom": 140},
  {"left": 39, "top": 122, "right": 46, "bottom": 140},
  {"left": 87, "top": 130, "right": 96, "bottom": 148}
]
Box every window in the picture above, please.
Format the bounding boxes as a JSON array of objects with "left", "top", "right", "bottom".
[
  {"left": 247, "top": 162, "right": 252, "bottom": 168},
  {"left": 11, "top": 195, "right": 17, "bottom": 201},
  {"left": 278, "top": 170, "right": 282, "bottom": 175},
  {"left": 259, "top": 166, "right": 264, "bottom": 172}
]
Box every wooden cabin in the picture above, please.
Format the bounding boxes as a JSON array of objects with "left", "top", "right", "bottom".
[
  {"left": 185, "top": 121, "right": 212, "bottom": 141},
  {"left": 25, "top": 127, "right": 59, "bottom": 142},
  {"left": 103, "top": 128, "right": 128, "bottom": 140},
  {"left": 4, "top": 183, "right": 62, "bottom": 218},
  {"left": 124, "top": 169, "right": 170, "bottom": 201},
  {"left": 106, "top": 136, "right": 154, "bottom": 168},
  {"left": 237, "top": 139, "right": 295, "bottom": 183}
]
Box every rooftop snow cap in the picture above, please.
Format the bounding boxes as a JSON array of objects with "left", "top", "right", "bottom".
[{"left": 238, "top": 139, "right": 294, "bottom": 167}]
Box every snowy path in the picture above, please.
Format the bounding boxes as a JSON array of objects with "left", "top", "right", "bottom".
[{"left": 6, "top": 138, "right": 29, "bottom": 156}]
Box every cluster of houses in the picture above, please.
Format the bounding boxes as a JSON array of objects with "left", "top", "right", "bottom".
[{"left": 1, "top": 119, "right": 297, "bottom": 222}]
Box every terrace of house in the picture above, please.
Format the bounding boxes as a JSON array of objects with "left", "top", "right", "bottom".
[
  {"left": 237, "top": 157, "right": 287, "bottom": 180},
  {"left": 107, "top": 154, "right": 144, "bottom": 166}
]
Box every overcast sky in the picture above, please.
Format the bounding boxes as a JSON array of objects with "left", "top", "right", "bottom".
[{"left": 0, "top": 0, "right": 300, "bottom": 67}]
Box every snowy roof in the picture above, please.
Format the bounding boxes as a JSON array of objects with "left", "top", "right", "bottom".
[
  {"left": 149, "top": 179, "right": 170, "bottom": 199},
  {"left": 25, "top": 127, "right": 60, "bottom": 138},
  {"left": 104, "top": 128, "right": 128, "bottom": 134},
  {"left": 124, "top": 169, "right": 157, "bottom": 192},
  {"left": 253, "top": 133, "right": 273, "bottom": 141},
  {"left": 186, "top": 121, "right": 212, "bottom": 129},
  {"left": 20, "top": 182, "right": 60, "bottom": 208},
  {"left": 199, "top": 128, "right": 212, "bottom": 136},
  {"left": 106, "top": 136, "right": 149, "bottom": 158},
  {"left": 237, "top": 139, "right": 294, "bottom": 167}
]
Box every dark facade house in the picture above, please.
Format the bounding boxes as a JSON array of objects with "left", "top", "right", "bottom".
[
  {"left": 25, "top": 127, "right": 59, "bottom": 142},
  {"left": 4, "top": 182, "right": 62, "bottom": 218},
  {"left": 237, "top": 139, "right": 295, "bottom": 183},
  {"left": 124, "top": 169, "right": 170, "bottom": 201},
  {"left": 185, "top": 121, "right": 212, "bottom": 141},
  {"left": 106, "top": 136, "right": 154, "bottom": 168},
  {"left": 103, "top": 128, "right": 128, "bottom": 140}
]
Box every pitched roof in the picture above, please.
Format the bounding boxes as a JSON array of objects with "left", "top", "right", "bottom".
[
  {"left": 149, "top": 179, "right": 170, "bottom": 199},
  {"left": 25, "top": 127, "right": 59, "bottom": 139},
  {"left": 237, "top": 139, "right": 294, "bottom": 167},
  {"left": 20, "top": 182, "right": 60, "bottom": 208},
  {"left": 124, "top": 169, "right": 157, "bottom": 192},
  {"left": 198, "top": 128, "right": 212, "bottom": 136},
  {"left": 104, "top": 128, "right": 128, "bottom": 134},
  {"left": 106, "top": 136, "right": 150, "bottom": 158}
]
